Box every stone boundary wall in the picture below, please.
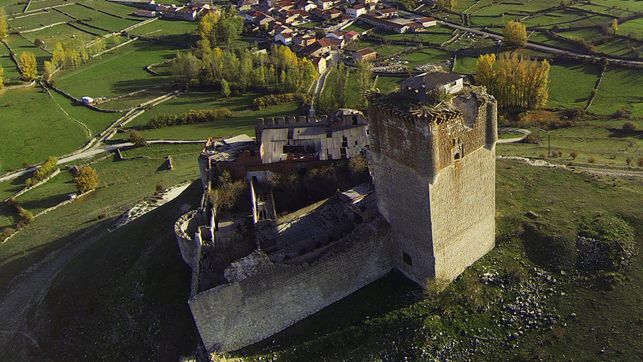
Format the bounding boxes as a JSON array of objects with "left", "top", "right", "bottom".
[
  {"left": 3, "top": 168, "right": 61, "bottom": 203},
  {"left": 189, "top": 221, "right": 393, "bottom": 352}
]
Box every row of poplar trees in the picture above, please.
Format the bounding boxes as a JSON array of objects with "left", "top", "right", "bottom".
[{"left": 475, "top": 53, "right": 550, "bottom": 109}]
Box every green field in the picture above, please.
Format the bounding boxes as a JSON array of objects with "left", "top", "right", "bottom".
[
  {"left": 0, "top": 87, "right": 88, "bottom": 172},
  {"left": 454, "top": 55, "right": 478, "bottom": 74},
  {"left": 618, "top": 18, "right": 643, "bottom": 40},
  {"left": 590, "top": 67, "right": 643, "bottom": 116},
  {"left": 522, "top": 9, "right": 587, "bottom": 28},
  {"left": 400, "top": 48, "right": 449, "bottom": 69},
  {"left": 27, "top": 0, "right": 69, "bottom": 11},
  {"left": 48, "top": 89, "right": 120, "bottom": 134},
  {"left": 113, "top": 91, "right": 302, "bottom": 140},
  {"left": 6, "top": 10, "right": 73, "bottom": 31},
  {"left": 4, "top": 34, "right": 52, "bottom": 71},
  {"left": 59, "top": 3, "right": 139, "bottom": 32},
  {"left": 21, "top": 23, "right": 97, "bottom": 47},
  {"left": 128, "top": 19, "right": 198, "bottom": 38},
  {"left": 547, "top": 62, "right": 601, "bottom": 109},
  {"left": 498, "top": 122, "right": 642, "bottom": 165},
  {"left": 374, "top": 75, "right": 404, "bottom": 94},
  {"left": 0, "top": 55, "right": 21, "bottom": 83},
  {"left": 594, "top": 37, "right": 638, "bottom": 58},
  {"left": 55, "top": 41, "right": 176, "bottom": 99}
]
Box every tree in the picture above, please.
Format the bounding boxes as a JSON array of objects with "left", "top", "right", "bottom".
[
  {"left": 221, "top": 78, "right": 231, "bottom": 97},
  {"left": 42, "top": 60, "right": 56, "bottom": 84},
  {"left": 570, "top": 151, "right": 577, "bottom": 160},
  {"left": 0, "top": 65, "right": 4, "bottom": 89},
  {"left": 19, "top": 51, "right": 38, "bottom": 81},
  {"left": 435, "top": 0, "right": 456, "bottom": 10},
  {"left": 0, "top": 8, "right": 8, "bottom": 40},
  {"left": 610, "top": 19, "right": 618, "bottom": 34},
  {"left": 34, "top": 38, "right": 45, "bottom": 48},
  {"left": 503, "top": 20, "right": 528, "bottom": 48},
  {"left": 129, "top": 130, "right": 147, "bottom": 146},
  {"left": 74, "top": 166, "right": 99, "bottom": 193},
  {"left": 170, "top": 51, "right": 201, "bottom": 87},
  {"left": 355, "top": 60, "right": 374, "bottom": 108},
  {"left": 622, "top": 121, "right": 636, "bottom": 132},
  {"left": 474, "top": 53, "right": 549, "bottom": 109}
]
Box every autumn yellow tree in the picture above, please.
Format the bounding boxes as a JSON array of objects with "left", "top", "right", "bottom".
[
  {"left": 74, "top": 166, "right": 99, "bottom": 193},
  {"left": 474, "top": 53, "right": 549, "bottom": 109},
  {"left": 42, "top": 60, "right": 55, "bottom": 84},
  {"left": 503, "top": 20, "right": 528, "bottom": 48},
  {"left": 19, "top": 51, "right": 38, "bottom": 81},
  {"left": 0, "top": 8, "right": 8, "bottom": 40},
  {"left": 435, "top": 0, "right": 457, "bottom": 10},
  {"left": 610, "top": 19, "right": 618, "bottom": 33},
  {"left": 0, "top": 65, "right": 4, "bottom": 89}
]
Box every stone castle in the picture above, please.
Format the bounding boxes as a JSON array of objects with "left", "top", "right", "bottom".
[{"left": 174, "top": 81, "right": 497, "bottom": 353}]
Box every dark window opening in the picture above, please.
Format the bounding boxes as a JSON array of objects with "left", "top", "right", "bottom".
[
  {"left": 403, "top": 252, "right": 413, "bottom": 266},
  {"left": 340, "top": 147, "right": 347, "bottom": 159},
  {"left": 454, "top": 152, "right": 461, "bottom": 160},
  {"left": 352, "top": 115, "right": 358, "bottom": 125},
  {"left": 341, "top": 136, "right": 348, "bottom": 148},
  {"left": 326, "top": 128, "right": 333, "bottom": 138},
  {"left": 287, "top": 128, "right": 294, "bottom": 140}
]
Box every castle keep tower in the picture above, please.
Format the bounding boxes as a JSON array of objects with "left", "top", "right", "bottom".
[{"left": 367, "top": 85, "right": 497, "bottom": 284}]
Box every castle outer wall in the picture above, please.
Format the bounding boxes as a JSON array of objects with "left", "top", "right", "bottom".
[{"left": 188, "top": 223, "right": 393, "bottom": 352}]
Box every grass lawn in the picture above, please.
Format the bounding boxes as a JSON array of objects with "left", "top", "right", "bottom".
[
  {"left": 21, "top": 23, "right": 97, "bottom": 48},
  {"left": 590, "top": 67, "right": 643, "bottom": 117},
  {"left": 594, "top": 38, "right": 638, "bottom": 58},
  {"left": 127, "top": 18, "right": 198, "bottom": 38},
  {"left": 547, "top": 62, "right": 601, "bottom": 109},
  {"left": 116, "top": 91, "right": 302, "bottom": 140},
  {"left": 374, "top": 75, "right": 404, "bottom": 94},
  {"left": 345, "top": 22, "right": 374, "bottom": 33},
  {"left": 55, "top": 41, "right": 176, "bottom": 99},
  {"left": 400, "top": 48, "right": 449, "bottom": 69},
  {"left": 454, "top": 55, "right": 477, "bottom": 74},
  {"left": 4, "top": 34, "right": 52, "bottom": 72},
  {"left": 27, "top": 0, "right": 69, "bottom": 11},
  {"left": 497, "top": 122, "right": 642, "bottom": 165},
  {"left": 617, "top": 18, "right": 643, "bottom": 40},
  {"left": 6, "top": 10, "right": 73, "bottom": 31},
  {"left": 60, "top": 3, "right": 140, "bottom": 32},
  {"left": 0, "top": 87, "right": 88, "bottom": 172},
  {"left": 48, "top": 89, "right": 121, "bottom": 134},
  {"left": 13, "top": 171, "right": 77, "bottom": 215},
  {"left": 380, "top": 30, "right": 454, "bottom": 45},
  {"left": 0, "top": 143, "right": 203, "bottom": 289},
  {"left": 522, "top": 9, "right": 587, "bottom": 28},
  {"left": 0, "top": 55, "right": 21, "bottom": 84}
]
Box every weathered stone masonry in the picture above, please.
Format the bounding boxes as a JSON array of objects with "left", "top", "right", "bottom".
[{"left": 175, "top": 86, "right": 498, "bottom": 353}]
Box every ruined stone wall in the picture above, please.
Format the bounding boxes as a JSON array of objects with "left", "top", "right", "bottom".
[
  {"left": 429, "top": 146, "right": 496, "bottom": 281},
  {"left": 188, "top": 223, "right": 393, "bottom": 352}
]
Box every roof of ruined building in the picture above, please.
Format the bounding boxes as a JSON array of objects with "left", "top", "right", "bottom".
[{"left": 400, "top": 71, "right": 463, "bottom": 91}]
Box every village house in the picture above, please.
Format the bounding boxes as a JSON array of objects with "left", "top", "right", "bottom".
[
  {"left": 346, "top": 4, "right": 366, "bottom": 17},
  {"left": 352, "top": 48, "right": 377, "bottom": 62}
]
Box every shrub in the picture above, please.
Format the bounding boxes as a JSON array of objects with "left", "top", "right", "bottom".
[
  {"left": 570, "top": 151, "right": 577, "bottom": 160},
  {"left": 253, "top": 93, "right": 302, "bottom": 109},
  {"left": 28, "top": 156, "right": 58, "bottom": 185},
  {"left": 74, "top": 166, "right": 99, "bottom": 193},
  {"left": 17, "top": 206, "right": 34, "bottom": 225},
  {"left": 522, "top": 221, "right": 577, "bottom": 271},
  {"left": 349, "top": 154, "right": 368, "bottom": 174},
  {"left": 1, "top": 227, "right": 15, "bottom": 241},
  {"left": 612, "top": 108, "right": 631, "bottom": 119},
  {"left": 560, "top": 108, "right": 584, "bottom": 120},
  {"left": 524, "top": 133, "right": 541, "bottom": 144},
  {"left": 622, "top": 121, "right": 636, "bottom": 132},
  {"left": 143, "top": 108, "right": 233, "bottom": 129},
  {"left": 587, "top": 156, "right": 595, "bottom": 163},
  {"left": 209, "top": 171, "right": 245, "bottom": 212},
  {"left": 129, "top": 130, "right": 147, "bottom": 146},
  {"left": 638, "top": 157, "right": 643, "bottom": 168}
]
